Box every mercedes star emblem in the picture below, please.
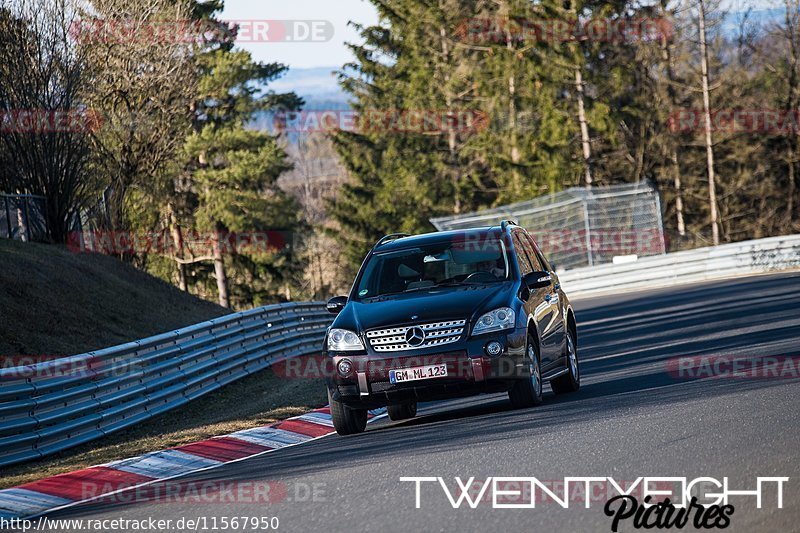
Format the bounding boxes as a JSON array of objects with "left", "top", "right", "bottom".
[{"left": 405, "top": 326, "right": 425, "bottom": 346}]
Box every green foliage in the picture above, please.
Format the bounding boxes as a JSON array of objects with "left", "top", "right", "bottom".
[
  {"left": 93, "top": 1, "right": 308, "bottom": 308},
  {"left": 330, "top": 0, "right": 800, "bottom": 270},
  {"left": 329, "top": 0, "right": 633, "bottom": 270}
]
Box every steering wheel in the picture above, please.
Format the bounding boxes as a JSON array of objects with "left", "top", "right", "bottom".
[{"left": 464, "top": 271, "right": 498, "bottom": 282}]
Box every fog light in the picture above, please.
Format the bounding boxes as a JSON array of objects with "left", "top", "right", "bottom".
[
  {"left": 338, "top": 359, "right": 353, "bottom": 376},
  {"left": 485, "top": 341, "right": 503, "bottom": 357}
]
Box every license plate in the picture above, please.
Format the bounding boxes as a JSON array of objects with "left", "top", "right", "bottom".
[{"left": 389, "top": 364, "right": 448, "bottom": 384}]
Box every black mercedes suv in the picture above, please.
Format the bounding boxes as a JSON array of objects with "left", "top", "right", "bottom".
[{"left": 323, "top": 220, "right": 579, "bottom": 435}]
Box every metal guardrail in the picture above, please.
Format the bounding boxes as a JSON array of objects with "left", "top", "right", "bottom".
[
  {"left": 559, "top": 234, "right": 800, "bottom": 296},
  {"left": 3, "top": 236, "right": 797, "bottom": 467},
  {"left": 0, "top": 302, "right": 332, "bottom": 468}
]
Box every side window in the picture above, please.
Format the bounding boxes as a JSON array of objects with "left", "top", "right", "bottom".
[
  {"left": 523, "top": 233, "right": 548, "bottom": 271},
  {"left": 521, "top": 235, "right": 543, "bottom": 271},
  {"left": 512, "top": 232, "right": 534, "bottom": 275}
]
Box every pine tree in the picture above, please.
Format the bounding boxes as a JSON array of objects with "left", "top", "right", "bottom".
[
  {"left": 136, "top": 1, "right": 304, "bottom": 308},
  {"left": 330, "top": 0, "right": 493, "bottom": 272}
]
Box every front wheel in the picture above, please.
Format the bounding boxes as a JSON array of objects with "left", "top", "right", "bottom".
[
  {"left": 551, "top": 328, "right": 580, "bottom": 394},
  {"left": 387, "top": 401, "right": 417, "bottom": 421},
  {"left": 508, "top": 335, "right": 543, "bottom": 408},
  {"left": 329, "top": 390, "right": 367, "bottom": 435}
]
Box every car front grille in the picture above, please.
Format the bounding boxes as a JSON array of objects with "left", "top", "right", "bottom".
[{"left": 365, "top": 320, "right": 466, "bottom": 352}]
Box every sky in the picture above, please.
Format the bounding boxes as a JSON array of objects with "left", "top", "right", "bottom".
[
  {"left": 220, "top": 0, "right": 783, "bottom": 72},
  {"left": 220, "top": 0, "right": 379, "bottom": 69}
]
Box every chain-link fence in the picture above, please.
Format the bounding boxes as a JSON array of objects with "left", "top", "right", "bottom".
[
  {"left": 431, "top": 182, "right": 665, "bottom": 271},
  {"left": 0, "top": 193, "right": 48, "bottom": 242}
]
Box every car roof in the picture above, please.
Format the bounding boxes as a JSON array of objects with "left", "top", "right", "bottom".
[{"left": 373, "top": 226, "right": 507, "bottom": 253}]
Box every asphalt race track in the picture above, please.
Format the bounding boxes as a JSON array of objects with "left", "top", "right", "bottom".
[{"left": 46, "top": 272, "right": 800, "bottom": 532}]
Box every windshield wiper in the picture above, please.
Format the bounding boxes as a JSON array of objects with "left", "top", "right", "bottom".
[
  {"left": 437, "top": 278, "right": 504, "bottom": 287},
  {"left": 363, "top": 285, "right": 439, "bottom": 299}
]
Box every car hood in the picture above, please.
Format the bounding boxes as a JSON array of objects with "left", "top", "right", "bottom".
[{"left": 333, "top": 282, "right": 517, "bottom": 332}]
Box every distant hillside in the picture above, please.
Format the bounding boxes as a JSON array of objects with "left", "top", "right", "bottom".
[
  {"left": 269, "top": 66, "right": 350, "bottom": 109},
  {"left": 0, "top": 239, "right": 227, "bottom": 362}
]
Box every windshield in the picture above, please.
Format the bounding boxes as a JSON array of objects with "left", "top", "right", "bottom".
[{"left": 354, "top": 237, "right": 509, "bottom": 300}]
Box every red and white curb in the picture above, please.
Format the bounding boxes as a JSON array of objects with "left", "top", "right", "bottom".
[{"left": 0, "top": 406, "right": 387, "bottom": 519}]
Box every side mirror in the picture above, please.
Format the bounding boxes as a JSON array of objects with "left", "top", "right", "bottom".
[
  {"left": 326, "top": 295, "right": 348, "bottom": 314},
  {"left": 523, "top": 271, "right": 552, "bottom": 289}
]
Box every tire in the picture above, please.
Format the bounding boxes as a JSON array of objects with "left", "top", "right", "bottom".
[
  {"left": 387, "top": 401, "right": 417, "bottom": 421},
  {"left": 508, "top": 335, "right": 543, "bottom": 408},
  {"left": 551, "top": 327, "right": 580, "bottom": 394},
  {"left": 329, "top": 390, "right": 368, "bottom": 435}
]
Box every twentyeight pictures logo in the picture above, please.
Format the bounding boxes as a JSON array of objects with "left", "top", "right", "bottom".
[{"left": 400, "top": 477, "right": 788, "bottom": 530}]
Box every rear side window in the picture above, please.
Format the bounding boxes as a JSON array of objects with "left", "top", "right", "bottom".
[
  {"left": 520, "top": 233, "right": 542, "bottom": 271},
  {"left": 512, "top": 233, "right": 534, "bottom": 275},
  {"left": 525, "top": 233, "right": 551, "bottom": 271}
]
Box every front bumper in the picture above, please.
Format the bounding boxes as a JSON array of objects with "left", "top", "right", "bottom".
[{"left": 326, "top": 326, "right": 529, "bottom": 408}]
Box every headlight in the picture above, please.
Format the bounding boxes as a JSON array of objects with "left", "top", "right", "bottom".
[
  {"left": 472, "top": 307, "right": 515, "bottom": 335},
  {"left": 327, "top": 328, "right": 364, "bottom": 351}
]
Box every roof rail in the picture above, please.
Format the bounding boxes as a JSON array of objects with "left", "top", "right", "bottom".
[
  {"left": 374, "top": 233, "right": 410, "bottom": 247},
  {"left": 500, "top": 219, "right": 519, "bottom": 231}
]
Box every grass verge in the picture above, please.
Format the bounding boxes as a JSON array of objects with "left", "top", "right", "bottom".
[{"left": 0, "top": 238, "right": 227, "bottom": 362}]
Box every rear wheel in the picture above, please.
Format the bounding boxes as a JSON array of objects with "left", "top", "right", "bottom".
[
  {"left": 508, "top": 335, "right": 543, "bottom": 408},
  {"left": 329, "top": 390, "right": 367, "bottom": 435},
  {"left": 551, "top": 328, "right": 580, "bottom": 394},
  {"left": 387, "top": 401, "right": 417, "bottom": 421}
]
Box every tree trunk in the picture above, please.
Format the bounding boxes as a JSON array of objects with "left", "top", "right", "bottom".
[
  {"left": 505, "top": 19, "right": 521, "bottom": 195},
  {"left": 108, "top": 179, "right": 128, "bottom": 234},
  {"left": 671, "top": 151, "right": 686, "bottom": 236},
  {"left": 789, "top": 160, "right": 797, "bottom": 227},
  {"left": 784, "top": 0, "right": 799, "bottom": 226},
  {"left": 698, "top": 0, "right": 720, "bottom": 245},
  {"left": 16, "top": 201, "right": 27, "bottom": 242},
  {"left": 564, "top": 0, "right": 592, "bottom": 187},
  {"left": 213, "top": 222, "right": 230, "bottom": 308},
  {"left": 658, "top": 0, "right": 686, "bottom": 237},
  {"left": 167, "top": 204, "right": 187, "bottom": 292},
  {"left": 575, "top": 67, "right": 593, "bottom": 187},
  {"left": 176, "top": 255, "right": 188, "bottom": 292},
  {"left": 439, "top": 25, "right": 461, "bottom": 214}
]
